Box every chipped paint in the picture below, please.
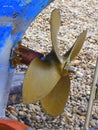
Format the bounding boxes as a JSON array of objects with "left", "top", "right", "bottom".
[{"left": 0, "top": 0, "right": 53, "bottom": 118}]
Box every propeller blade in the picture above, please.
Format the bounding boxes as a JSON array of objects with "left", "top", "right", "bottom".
[
  {"left": 41, "top": 75, "right": 70, "bottom": 116},
  {"left": 50, "top": 9, "right": 63, "bottom": 63},
  {"left": 23, "top": 58, "right": 61, "bottom": 103},
  {"left": 63, "top": 30, "right": 87, "bottom": 62}
]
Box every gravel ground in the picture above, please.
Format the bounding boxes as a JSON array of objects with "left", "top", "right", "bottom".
[{"left": 6, "top": 0, "right": 98, "bottom": 130}]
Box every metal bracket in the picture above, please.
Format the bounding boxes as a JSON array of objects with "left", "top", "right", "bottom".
[{"left": 84, "top": 58, "right": 98, "bottom": 130}]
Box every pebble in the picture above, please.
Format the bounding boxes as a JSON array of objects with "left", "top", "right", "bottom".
[
  {"left": 90, "top": 120, "right": 96, "bottom": 127},
  {"left": 8, "top": 113, "right": 18, "bottom": 120},
  {"left": 18, "top": 111, "right": 26, "bottom": 118},
  {"left": 7, "top": 107, "right": 18, "bottom": 117},
  {"left": 95, "top": 108, "right": 98, "bottom": 114}
]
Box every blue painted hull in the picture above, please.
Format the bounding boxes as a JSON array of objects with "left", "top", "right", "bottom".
[
  {"left": 0, "top": 0, "right": 53, "bottom": 118},
  {"left": 0, "top": 0, "right": 53, "bottom": 48}
]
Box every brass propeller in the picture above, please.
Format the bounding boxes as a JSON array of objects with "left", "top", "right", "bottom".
[
  {"left": 50, "top": 9, "right": 63, "bottom": 64},
  {"left": 63, "top": 30, "right": 87, "bottom": 62},
  {"left": 41, "top": 75, "right": 70, "bottom": 116},
  {"left": 23, "top": 9, "right": 87, "bottom": 116},
  {"left": 63, "top": 30, "right": 87, "bottom": 74},
  {"left": 23, "top": 9, "right": 62, "bottom": 104},
  {"left": 23, "top": 55, "right": 61, "bottom": 103}
]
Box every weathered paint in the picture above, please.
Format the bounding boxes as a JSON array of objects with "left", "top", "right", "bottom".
[
  {"left": 0, "top": 119, "right": 32, "bottom": 130},
  {"left": 0, "top": 0, "right": 53, "bottom": 65},
  {"left": 0, "top": 0, "right": 53, "bottom": 48},
  {"left": 0, "top": 0, "right": 54, "bottom": 118}
]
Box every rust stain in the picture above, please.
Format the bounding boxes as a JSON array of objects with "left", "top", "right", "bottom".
[{"left": 12, "top": 18, "right": 22, "bottom": 35}]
